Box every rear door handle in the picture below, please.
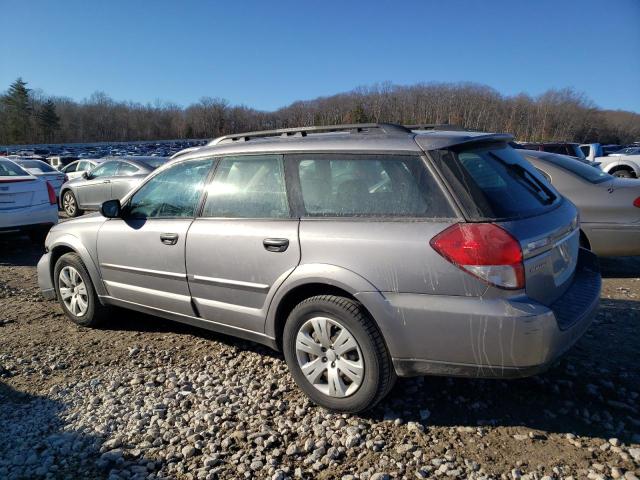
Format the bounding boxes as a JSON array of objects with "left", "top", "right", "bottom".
[
  {"left": 263, "top": 238, "right": 289, "bottom": 252},
  {"left": 160, "top": 233, "right": 179, "bottom": 245}
]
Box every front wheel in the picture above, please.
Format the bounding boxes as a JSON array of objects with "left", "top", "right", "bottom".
[
  {"left": 53, "top": 253, "right": 110, "bottom": 327},
  {"left": 283, "top": 295, "right": 396, "bottom": 413},
  {"left": 62, "top": 190, "right": 82, "bottom": 217}
]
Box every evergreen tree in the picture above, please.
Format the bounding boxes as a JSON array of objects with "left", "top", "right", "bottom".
[
  {"left": 2, "top": 78, "right": 32, "bottom": 144},
  {"left": 38, "top": 99, "right": 60, "bottom": 142}
]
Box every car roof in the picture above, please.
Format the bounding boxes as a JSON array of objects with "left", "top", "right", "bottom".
[{"left": 173, "top": 123, "right": 512, "bottom": 159}]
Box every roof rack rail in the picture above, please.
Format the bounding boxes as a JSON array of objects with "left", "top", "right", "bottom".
[
  {"left": 404, "top": 123, "right": 469, "bottom": 131},
  {"left": 208, "top": 123, "right": 411, "bottom": 146}
]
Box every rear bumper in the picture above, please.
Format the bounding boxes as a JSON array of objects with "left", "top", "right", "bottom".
[
  {"left": 583, "top": 223, "right": 640, "bottom": 257},
  {"left": 0, "top": 204, "right": 58, "bottom": 232},
  {"left": 358, "top": 249, "right": 601, "bottom": 379}
]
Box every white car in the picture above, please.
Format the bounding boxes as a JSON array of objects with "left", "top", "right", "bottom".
[
  {"left": 11, "top": 158, "right": 67, "bottom": 198},
  {"left": 594, "top": 152, "right": 640, "bottom": 178},
  {"left": 0, "top": 159, "right": 59, "bottom": 243},
  {"left": 59, "top": 159, "right": 104, "bottom": 180}
]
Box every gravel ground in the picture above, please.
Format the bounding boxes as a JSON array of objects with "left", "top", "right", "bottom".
[{"left": 1, "top": 231, "right": 639, "bottom": 480}]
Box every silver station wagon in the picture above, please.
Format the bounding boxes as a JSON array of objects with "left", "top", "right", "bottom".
[{"left": 37, "top": 124, "right": 601, "bottom": 412}]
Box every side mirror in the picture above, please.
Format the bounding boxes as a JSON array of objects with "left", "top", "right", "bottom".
[
  {"left": 101, "top": 199, "right": 121, "bottom": 218},
  {"left": 82, "top": 171, "right": 89, "bottom": 179}
]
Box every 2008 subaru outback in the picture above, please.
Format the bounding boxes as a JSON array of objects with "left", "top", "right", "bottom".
[{"left": 37, "top": 124, "right": 601, "bottom": 413}]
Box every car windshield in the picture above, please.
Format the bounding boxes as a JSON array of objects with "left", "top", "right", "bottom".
[
  {"left": 537, "top": 153, "right": 613, "bottom": 184},
  {"left": 16, "top": 160, "right": 56, "bottom": 172},
  {"left": 430, "top": 143, "right": 560, "bottom": 220},
  {"left": 0, "top": 160, "right": 30, "bottom": 177}
]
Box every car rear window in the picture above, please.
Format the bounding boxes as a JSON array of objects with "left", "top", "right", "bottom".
[
  {"left": 291, "top": 154, "right": 455, "bottom": 218},
  {"left": 430, "top": 143, "right": 560, "bottom": 221},
  {"left": 534, "top": 153, "right": 612, "bottom": 184},
  {"left": 17, "top": 160, "right": 56, "bottom": 172},
  {"left": 0, "top": 160, "right": 30, "bottom": 177}
]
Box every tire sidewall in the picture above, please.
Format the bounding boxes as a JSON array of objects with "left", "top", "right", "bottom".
[
  {"left": 53, "top": 253, "right": 98, "bottom": 326},
  {"left": 283, "top": 298, "right": 383, "bottom": 412},
  {"left": 63, "top": 191, "right": 79, "bottom": 217},
  {"left": 612, "top": 170, "right": 632, "bottom": 178}
]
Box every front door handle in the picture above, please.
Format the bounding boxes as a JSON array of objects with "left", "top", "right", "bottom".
[
  {"left": 263, "top": 238, "right": 289, "bottom": 252},
  {"left": 103, "top": 179, "right": 111, "bottom": 184},
  {"left": 160, "top": 232, "right": 179, "bottom": 245}
]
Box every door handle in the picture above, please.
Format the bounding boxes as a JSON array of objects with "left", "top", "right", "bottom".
[
  {"left": 103, "top": 179, "right": 111, "bottom": 184},
  {"left": 263, "top": 238, "right": 289, "bottom": 252},
  {"left": 160, "top": 232, "right": 179, "bottom": 245}
]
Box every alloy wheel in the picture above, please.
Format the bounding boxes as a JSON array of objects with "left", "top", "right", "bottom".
[
  {"left": 63, "top": 192, "right": 76, "bottom": 216},
  {"left": 58, "top": 266, "right": 89, "bottom": 316}
]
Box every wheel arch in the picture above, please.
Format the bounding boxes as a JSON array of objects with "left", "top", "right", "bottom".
[
  {"left": 603, "top": 160, "right": 639, "bottom": 178},
  {"left": 49, "top": 235, "right": 108, "bottom": 299},
  {"left": 265, "top": 264, "right": 387, "bottom": 351}
]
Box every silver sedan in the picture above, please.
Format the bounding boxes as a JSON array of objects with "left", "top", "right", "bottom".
[
  {"left": 60, "top": 156, "right": 168, "bottom": 217},
  {"left": 521, "top": 150, "right": 640, "bottom": 257}
]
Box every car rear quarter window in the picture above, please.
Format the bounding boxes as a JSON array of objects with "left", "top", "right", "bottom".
[
  {"left": 430, "top": 143, "right": 560, "bottom": 221},
  {"left": 290, "top": 154, "right": 454, "bottom": 218}
]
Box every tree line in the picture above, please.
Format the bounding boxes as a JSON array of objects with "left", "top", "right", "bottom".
[{"left": 1, "top": 78, "right": 638, "bottom": 146}]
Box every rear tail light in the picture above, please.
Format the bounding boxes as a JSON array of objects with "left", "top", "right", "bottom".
[
  {"left": 46, "top": 181, "right": 57, "bottom": 205},
  {"left": 430, "top": 223, "right": 525, "bottom": 290},
  {"left": 634, "top": 197, "right": 640, "bottom": 208}
]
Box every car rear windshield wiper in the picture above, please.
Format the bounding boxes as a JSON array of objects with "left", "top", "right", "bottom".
[{"left": 489, "top": 152, "right": 556, "bottom": 205}]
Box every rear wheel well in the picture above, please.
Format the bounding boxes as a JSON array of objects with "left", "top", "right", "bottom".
[
  {"left": 609, "top": 165, "right": 637, "bottom": 177},
  {"left": 274, "top": 283, "right": 368, "bottom": 350}
]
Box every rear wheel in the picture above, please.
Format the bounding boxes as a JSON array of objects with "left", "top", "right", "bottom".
[
  {"left": 54, "top": 253, "right": 109, "bottom": 327},
  {"left": 611, "top": 168, "right": 633, "bottom": 178},
  {"left": 62, "top": 190, "right": 82, "bottom": 217},
  {"left": 283, "top": 295, "right": 396, "bottom": 413}
]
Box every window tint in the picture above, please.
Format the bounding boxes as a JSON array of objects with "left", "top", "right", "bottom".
[
  {"left": 63, "top": 162, "right": 78, "bottom": 173},
  {"left": 18, "top": 160, "right": 56, "bottom": 172},
  {"left": 202, "top": 155, "right": 289, "bottom": 218},
  {"left": 118, "top": 163, "right": 139, "bottom": 175},
  {"left": 0, "top": 160, "right": 29, "bottom": 177},
  {"left": 90, "top": 162, "right": 119, "bottom": 178},
  {"left": 532, "top": 154, "right": 612, "bottom": 184},
  {"left": 127, "top": 159, "right": 212, "bottom": 218},
  {"left": 431, "top": 143, "right": 559, "bottom": 220},
  {"left": 293, "top": 154, "right": 454, "bottom": 218}
]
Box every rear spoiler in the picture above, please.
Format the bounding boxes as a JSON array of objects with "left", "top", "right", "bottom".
[{"left": 415, "top": 133, "right": 514, "bottom": 151}]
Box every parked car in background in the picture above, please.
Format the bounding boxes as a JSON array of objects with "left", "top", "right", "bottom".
[
  {"left": 579, "top": 143, "right": 603, "bottom": 161},
  {"left": 11, "top": 158, "right": 67, "bottom": 198},
  {"left": 520, "top": 142, "right": 587, "bottom": 159},
  {"left": 594, "top": 150, "right": 640, "bottom": 178},
  {"left": 521, "top": 150, "right": 640, "bottom": 256},
  {"left": 38, "top": 123, "right": 601, "bottom": 412},
  {"left": 60, "top": 159, "right": 105, "bottom": 180},
  {"left": 608, "top": 146, "right": 640, "bottom": 156},
  {"left": 47, "top": 156, "right": 79, "bottom": 170},
  {"left": 60, "top": 156, "right": 168, "bottom": 217},
  {"left": 0, "top": 158, "right": 58, "bottom": 243},
  {"left": 602, "top": 144, "right": 623, "bottom": 155}
]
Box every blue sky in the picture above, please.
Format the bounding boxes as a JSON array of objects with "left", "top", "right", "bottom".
[{"left": 1, "top": 0, "right": 639, "bottom": 112}]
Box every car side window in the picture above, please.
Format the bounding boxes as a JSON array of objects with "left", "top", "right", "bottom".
[
  {"left": 202, "top": 155, "right": 289, "bottom": 218},
  {"left": 63, "top": 162, "right": 78, "bottom": 173},
  {"left": 91, "top": 162, "right": 119, "bottom": 178},
  {"left": 293, "top": 154, "right": 454, "bottom": 217},
  {"left": 126, "top": 159, "right": 213, "bottom": 219},
  {"left": 117, "top": 163, "right": 139, "bottom": 176}
]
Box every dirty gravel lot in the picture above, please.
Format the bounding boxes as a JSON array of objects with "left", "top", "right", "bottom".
[{"left": 1, "top": 233, "right": 639, "bottom": 480}]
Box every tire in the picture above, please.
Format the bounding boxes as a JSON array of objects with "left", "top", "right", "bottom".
[
  {"left": 53, "top": 252, "right": 109, "bottom": 327},
  {"left": 612, "top": 169, "right": 633, "bottom": 178},
  {"left": 62, "top": 190, "right": 83, "bottom": 217},
  {"left": 283, "top": 295, "right": 396, "bottom": 413}
]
